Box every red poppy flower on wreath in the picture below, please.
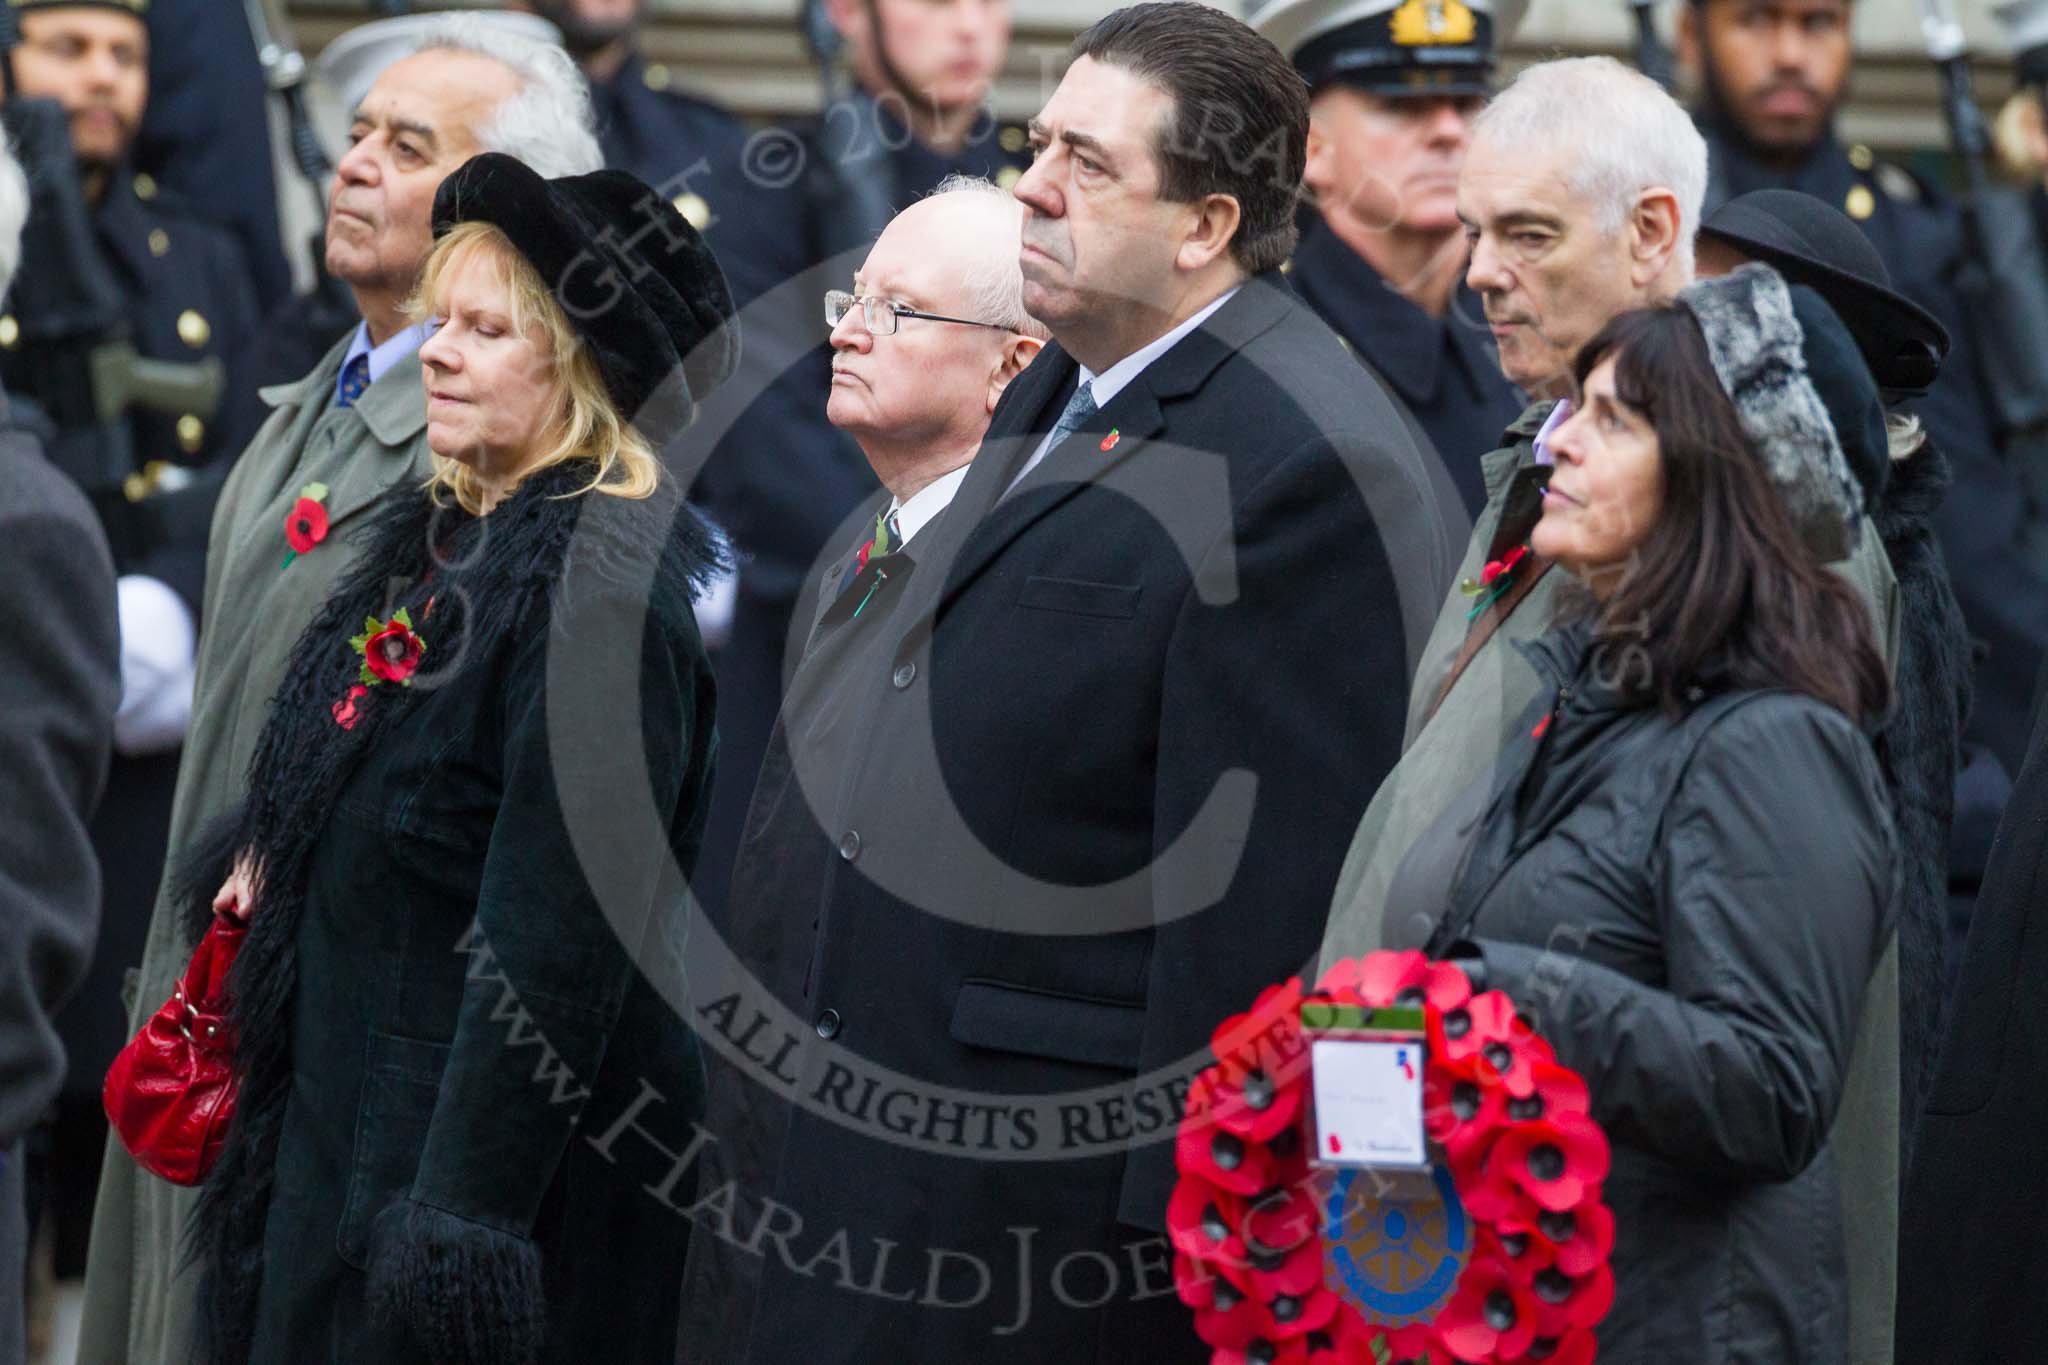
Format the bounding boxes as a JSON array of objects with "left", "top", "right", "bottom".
[
  {"left": 281, "top": 481, "right": 330, "bottom": 567},
  {"left": 1323, "top": 948, "right": 1473, "bottom": 1015},
  {"left": 1178, "top": 1075, "right": 1281, "bottom": 1196},
  {"left": 1436, "top": 1253, "right": 1541, "bottom": 1361},
  {"left": 1502, "top": 1190, "right": 1615, "bottom": 1277},
  {"left": 1505, "top": 1326, "right": 1599, "bottom": 1365},
  {"left": 1425, "top": 1051, "right": 1508, "bottom": 1169},
  {"left": 349, "top": 607, "right": 426, "bottom": 687},
  {"left": 1206, "top": 978, "right": 1310, "bottom": 1143},
  {"left": 1170, "top": 951, "right": 1615, "bottom": 1364},
  {"left": 1485, "top": 1111, "right": 1610, "bottom": 1214},
  {"left": 1433, "top": 990, "right": 1552, "bottom": 1099}
]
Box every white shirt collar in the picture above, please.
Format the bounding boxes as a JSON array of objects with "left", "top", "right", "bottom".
[
  {"left": 1532, "top": 398, "right": 1572, "bottom": 466},
  {"left": 1077, "top": 286, "right": 1241, "bottom": 409},
  {"left": 887, "top": 463, "right": 971, "bottom": 546}
]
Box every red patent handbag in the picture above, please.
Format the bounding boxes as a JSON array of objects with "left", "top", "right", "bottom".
[{"left": 102, "top": 914, "right": 246, "bottom": 1186}]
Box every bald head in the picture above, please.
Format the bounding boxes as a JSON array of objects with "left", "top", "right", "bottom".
[{"left": 828, "top": 178, "right": 1046, "bottom": 501}]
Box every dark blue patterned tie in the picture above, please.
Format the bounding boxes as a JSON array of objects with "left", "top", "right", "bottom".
[
  {"left": 1046, "top": 380, "right": 1097, "bottom": 452},
  {"left": 336, "top": 353, "right": 371, "bottom": 409}
]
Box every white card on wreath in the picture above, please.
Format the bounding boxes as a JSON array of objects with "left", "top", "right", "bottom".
[{"left": 1310, "top": 1036, "right": 1427, "bottom": 1169}]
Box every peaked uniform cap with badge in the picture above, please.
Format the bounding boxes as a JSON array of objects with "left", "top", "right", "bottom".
[{"left": 1251, "top": 0, "right": 1526, "bottom": 95}]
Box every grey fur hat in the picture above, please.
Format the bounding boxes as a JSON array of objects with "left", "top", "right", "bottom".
[{"left": 1676, "top": 263, "right": 1865, "bottom": 561}]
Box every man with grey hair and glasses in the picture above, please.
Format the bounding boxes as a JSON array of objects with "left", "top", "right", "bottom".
[{"left": 74, "top": 17, "right": 603, "bottom": 1364}]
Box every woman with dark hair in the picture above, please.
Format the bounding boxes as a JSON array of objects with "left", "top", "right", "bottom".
[{"left": 1388, "top": 266, "right": 1898, "bottom": 1363}]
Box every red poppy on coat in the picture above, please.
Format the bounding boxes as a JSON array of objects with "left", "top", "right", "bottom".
[
  {"left": 1178, "top": 1076, "right": 1280, "bottom": 1194},
  {"left": 1503, "top": 1325, "right": 1598, "bottom": 1365},
  {"left": 1436, "top": 1253, "right": 1540, "bottom": 1361},
  {"left": 1424, "top": 1050, "right": 1508, "bottom": 1169},
  {"left": 330, "top": 684, "right": 369, "bottom": 730},
  {"left": 364, "top": 619, "right": 425, "bottom": 685},
  {"left": 1528, "top": 1259, "right": 1616, "bottom": 1337},
  {"left": 1485, "top": 1111, "right": 1610, "bottom": 1213},
  {"left": 1168, "top": 1176, "right": 1249, "bottom": 1261},
  {"left": 1481, "top": 543, "right": 1530, "bottom": 586},
  {"left": 285, "top": 497, "right": 329, "bottom": 555},
  {"left": 1502, "top": 1194, "right": 1615, "bottom": 1278}
]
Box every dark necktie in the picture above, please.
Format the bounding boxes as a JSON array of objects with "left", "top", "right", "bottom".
[
  {"left": 1046, "top": 380, "right": 1098, "bottom": 453},
  {"left": 336, "top": 353, "right": 371, "bottom": 409}
]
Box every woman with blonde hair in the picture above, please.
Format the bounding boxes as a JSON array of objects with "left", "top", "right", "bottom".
[{"left": 179, "top": 152, "right": 737, "bottom": 1364}]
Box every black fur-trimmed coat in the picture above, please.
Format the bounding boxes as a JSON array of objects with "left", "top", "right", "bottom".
[
  {"left": 183, "top": 462, "right": 722, "bottom": 1364},
  {"left": 1874, "top": 436, "right": 1973, "bottom": 1153}
]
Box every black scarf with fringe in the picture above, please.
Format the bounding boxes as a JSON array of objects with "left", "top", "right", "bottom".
[{"left": 178, "top": 461, "right": 723, "bottom": 1365}]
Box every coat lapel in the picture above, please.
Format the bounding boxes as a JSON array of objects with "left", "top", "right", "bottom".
[
  {"left": 322, "top": 347, "right": 431, "bottom": 531},
  {"left": 907, "top": 275, "right": 1296, "bottom": 630}
]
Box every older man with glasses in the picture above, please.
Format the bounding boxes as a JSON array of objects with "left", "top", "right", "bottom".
[{"left": 681, "top": 174, "right": 1043, "bottom": 1349}]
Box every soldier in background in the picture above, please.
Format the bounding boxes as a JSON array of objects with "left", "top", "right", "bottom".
[
  {"left": 2, "top": 0, "right": 259, "bottom": 1284},
  {"left": 688, "top": 0, "right": 1030, "bottom": 914},
  {"left": 508, "top": 0, "right": 759, "bottom": 293},
  {"left": 1679, "top": 0, "right": 2046, "bottom": 779},
  {"left": 135, "top": 0, "right": 291, "bottom": 311},
  {"left": 1256, "top": 0, "right": 1525, "bottom": 515}
]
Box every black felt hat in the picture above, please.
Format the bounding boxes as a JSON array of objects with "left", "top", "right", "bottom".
[
  {"left": 1699, "top": 188, "right": 1949, "bottom": 399},
  {"left": 1787, "top": 282, "right": 1892, "bottom": 512},
  {"left": 430, "top": 152, "right": 739, "bottom": 443}
]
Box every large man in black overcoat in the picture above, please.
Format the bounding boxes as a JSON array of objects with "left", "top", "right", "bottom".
[{"left": 674, "top": 6, "right": 1456, "bottom": 1360}]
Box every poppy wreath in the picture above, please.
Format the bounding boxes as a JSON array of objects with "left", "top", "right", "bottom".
[{"left": 1169, "top": 951, "right": 1615, "bottom": 1365}]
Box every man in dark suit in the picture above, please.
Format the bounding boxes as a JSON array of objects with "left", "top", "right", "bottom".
[
  {"left": 0, "top": 134, "right": 120, "bottom": 1353},
  {"left": 674, "top": 5, "right": 1455, "bottom": 1359}
]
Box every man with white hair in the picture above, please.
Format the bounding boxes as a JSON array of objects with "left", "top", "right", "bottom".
[
  {"left": 1319, "top": 54, "right": 1904, "bottom": 1365},
  {"left": 0, "top": 129, "right": 120, "bottom": 1363},
  {"left": 1321, "top": 55, "right": 1707, "bottom": 956},
  {"left": 73, "top": 18, "right": 603, "bottom": 1364}
]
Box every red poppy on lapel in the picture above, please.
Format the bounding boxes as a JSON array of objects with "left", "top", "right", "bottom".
[
  {"left": 281, "top": 481, "right": 330, "bottom": 567},
  {"left": 350, "top": 608, "right": 427, "bottom": 687}
]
